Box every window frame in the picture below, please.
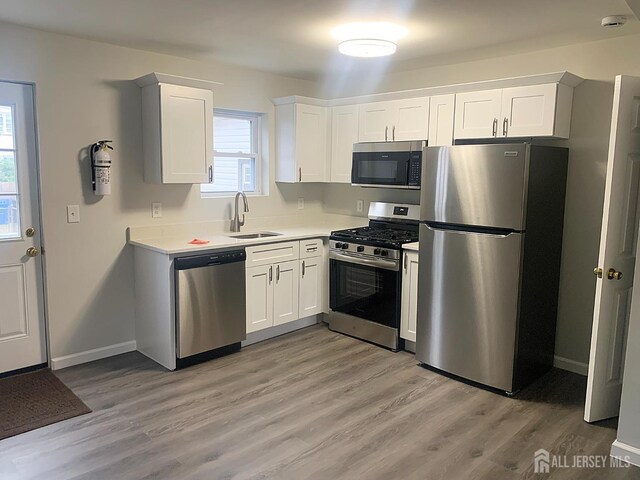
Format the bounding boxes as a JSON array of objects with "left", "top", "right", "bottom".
[{"left": 201, "top": 109, "right": 263, "bottom": 197}]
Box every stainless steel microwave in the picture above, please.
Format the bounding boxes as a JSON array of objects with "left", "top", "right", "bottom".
[{"left": 351, "top": 141, "right": 425, "bottom": 189}]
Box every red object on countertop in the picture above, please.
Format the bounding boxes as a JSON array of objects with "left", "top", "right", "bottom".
[{"left": 188, "top": 238, "right": 210, "bottom": 245}]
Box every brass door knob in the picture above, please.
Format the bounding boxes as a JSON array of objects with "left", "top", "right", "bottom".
[
  {"left": 26, "top": 247, "right": 39, "bottom": 257},
  {"left": 607, "top": 268, "right": 623, "bottom": 280},
  {"left": 25, "top": 227, "right": 36, "bottom": 237},
  {"left": 593, "top": 267, "right": 603, "bottom": 278}
]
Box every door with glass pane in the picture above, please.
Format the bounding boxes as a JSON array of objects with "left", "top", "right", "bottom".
[{"left": 0, "top": 82, "right": 46, "bottom": 374}]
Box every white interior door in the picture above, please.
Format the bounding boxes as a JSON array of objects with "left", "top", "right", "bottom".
[
  {"left": 585, "top": 75, "right": 640, "bottom": 422},
  {"left": 0, "top": 82, "right": 46, "bottom": 375}
]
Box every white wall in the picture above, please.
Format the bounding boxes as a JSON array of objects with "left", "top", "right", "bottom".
[
  {"left": 320, "top": 33, "right": 640, "bottom": 367},
  {"left": 0, "top": 22, "right": 324, "bottom": 361}
]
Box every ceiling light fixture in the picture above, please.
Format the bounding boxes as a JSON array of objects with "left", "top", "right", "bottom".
[{"left": 331, "top": 22, "right": 408, "bottom": 58}]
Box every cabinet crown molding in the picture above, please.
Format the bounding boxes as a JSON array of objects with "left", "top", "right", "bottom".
[
  {"left": 134, "top": 72, "right": 223, "bottom": 90},
  {"left": 273, "top": 71, "right": 583, "bottom": 107}
]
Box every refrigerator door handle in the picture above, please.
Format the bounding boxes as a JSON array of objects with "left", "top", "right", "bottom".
[{"left": 424, "top": 223, "right": 517, "bottom": 239}]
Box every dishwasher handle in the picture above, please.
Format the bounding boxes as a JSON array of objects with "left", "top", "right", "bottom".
[{"left": 174, "top": 249, "right": 246, "bottom": 270}]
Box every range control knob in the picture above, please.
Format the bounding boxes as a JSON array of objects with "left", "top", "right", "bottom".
[
  {"left": 373, "top": 248, "right": 381, "bottom": 255},
  {"left": 334, "top": 242, "right": 343, "bottom": 249},
  {"left": 341, "top": 243, "right": 349, "bottom": 250},
  {"left": 380, "top": 250, "right": 389, "bottom": 257},
  {"left": 357, "top": 246, "right": 365, "bottom": 253}
]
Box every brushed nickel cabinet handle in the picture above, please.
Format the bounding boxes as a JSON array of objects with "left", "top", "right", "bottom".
[
  {"left": 298, "top": 168, "right": 302, "bottom": 182},
  {"left": 503, "top": 117, "right": 508, "bottom": 137},
  {"left": 269, "top": 265, "right": 273, "bottom": 283},
  {"left": 302, "top": 260, "right": 306, "bottom": 277},
  {"left": 276, "top": 264, "right": 280, "bottom": 282},
  {"left": 492, "top": 118, "right": 498, "bottom": 137},
  {"left": 385, "top": 126, "right": 388, "bottom": 142}
]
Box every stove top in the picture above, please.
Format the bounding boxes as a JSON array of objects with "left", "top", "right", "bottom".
[{"left": 330, "top": 222, "right": 419, "bottom": 249}]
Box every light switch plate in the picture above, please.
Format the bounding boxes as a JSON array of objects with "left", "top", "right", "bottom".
[
  {"left": 297, "top": 198, "right": 304, "bottom": 210},
  {"left": 66, "top": 205, "right": 80, "bottom": 223},
  {"left": 152, "top": 202, "right": 162, "bottom": 218},
  {"left": 356, "top": 200, "right": 364, "bottom": 213}
]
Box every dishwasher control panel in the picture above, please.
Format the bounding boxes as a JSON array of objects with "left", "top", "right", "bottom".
[{"left": 174, "top": 250, "right": 247, "bottom": 270}]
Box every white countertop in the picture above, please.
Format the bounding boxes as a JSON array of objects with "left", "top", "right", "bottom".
[
  {"left": 128, "top": 215, "right": 367, "bottom": 255},
  {"left": 403, "top": 242, "right": 419, "bottom": 252},
  {"left": 129, "top": 226, "right": 339, "bottom": 255}
]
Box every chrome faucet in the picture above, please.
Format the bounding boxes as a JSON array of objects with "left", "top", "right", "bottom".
[{"left": 230, "top": 191, "right": 249, "bottom": 232}]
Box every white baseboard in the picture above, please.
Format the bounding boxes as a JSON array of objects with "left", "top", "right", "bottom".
[
  {"left": 553, "top": 355, "right": 588, "bottom": 376},
  {"left": 51, "top": 340, "right": 137, "bottom": 370},
  {"left": 611, "top": 440, "right": 640, "bottom": 468},
  {"left": 243, "top": 316, "right": 319, "bottom": 347}
]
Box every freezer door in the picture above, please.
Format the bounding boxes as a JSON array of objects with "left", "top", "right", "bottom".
[
  {"left": 416, "top": 223, "right": 523, "bottom": 392},
  {"left": 421, "top": 144, "right": 528, "bottom": 230}
]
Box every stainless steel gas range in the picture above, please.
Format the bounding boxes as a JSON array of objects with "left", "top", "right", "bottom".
[{"left": 328, "top": 202, "right": 420, "bottom": 351}]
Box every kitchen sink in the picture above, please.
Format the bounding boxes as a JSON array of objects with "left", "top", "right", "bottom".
[{"left": 228, "top": 232, "right": 282, "bottom": 239}]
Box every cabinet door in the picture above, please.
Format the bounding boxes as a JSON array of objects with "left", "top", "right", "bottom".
[
  {"left": 295, "top": 104, "right": 327, "bottom": 182},
  {"left": 358, "top": 101, "right": 393, "bottom": 142},
  {"left": 400, "top": 251, "right": 419, "bottom": 342},
  {"left": 331, "top": 105, "right": 359, "bottom": 183},
  {"left": 273, "top": 260, "right": 300, "bottom": 326},
  {"left": 454, "top": 89, "right": 502, "bottom": 139},
  {"left": 299, "top": 257, "right": 323, "bottom": 318},
  {"left": 502, "top": 84, "right": 557, "bottom": 138},
  {"left": 246, "top": 264, "right": 274, "bottom": 333},
  {"left": 428, "top": 94, "right": 455, "bottom": 146},
  {"left": 159, "top": 83, "right": 213, "bottom": 183},
  {"left": 393, "top": 97, "right": 430, "bottom": 141}
]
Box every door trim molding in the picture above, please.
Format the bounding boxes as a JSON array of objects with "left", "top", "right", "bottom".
[
  {"left": 51, "top": 340, "right": 137, "bottom": 370},
  {"left": 554, "top": 355, "right": 588, "bottom": 376},
  {"left": 611, "top": 440, "right": 640, "bottom": 468}
]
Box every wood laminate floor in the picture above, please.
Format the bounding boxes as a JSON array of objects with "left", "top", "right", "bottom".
[{"left": 0, "top": 324, "right": 638, "bottom": 480}]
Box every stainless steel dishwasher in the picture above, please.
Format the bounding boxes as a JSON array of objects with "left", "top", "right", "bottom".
[{"left": 174, "top": 249, "right": 246, "bottom": 368}]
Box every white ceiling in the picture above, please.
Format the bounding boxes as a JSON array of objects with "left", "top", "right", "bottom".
[{"left": 0, "top": 0, "right": 638, "bottom": 80}]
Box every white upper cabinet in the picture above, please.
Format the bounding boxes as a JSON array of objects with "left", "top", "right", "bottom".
[
  {"left": 358, "top": 97, "right": 429, "bottom": 142},
  {"left": 358, "top": 101, "right": 394, "bottom": 142},
  {"left": 394, "top": 97, "right": 430, "bottom": 141},
  {"left": 428, "top": 94, "right": 456, "bottom": 146},
  {"left": 454, "top": 89, "right": 503, "bottom": 140},
  {"left": 138, "top": 75, "right": 214, "bottom": 184},
  {"left": 330, "top": 105, "right": 359, "bottom": 183},
  {"left": 275, "top": 102, "right": 329, "bottom": 183},
  {"left": 454, "top": 83, "right": 573, "bottom": 140},
  {"left": 501, "top": 83, "right": 571, "bottom": 138}
]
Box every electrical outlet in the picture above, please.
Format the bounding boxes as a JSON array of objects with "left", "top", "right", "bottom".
[
  {"left": 297, "top": 197, "right": 304, "bottom": 210},
  {"left": 66, "top": 205, "right": 80, "bottom": 223},
  {"left": 356, "top": 200, "right": 364, "bottom": 213},
  {"left": 152, "top": 202, "right": 162, "bottom": 218}
]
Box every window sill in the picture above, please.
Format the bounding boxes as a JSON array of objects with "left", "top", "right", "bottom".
[{"left": 200, "top": 191, "right": 266, "bottom": 199}]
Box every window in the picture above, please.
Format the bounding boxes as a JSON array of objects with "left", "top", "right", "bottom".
[
  {"left": 0, "top": 104, "right": 19, "bottom": 239},
  {"left": 201, "top": 110, "right": 262, "bottom": 195},
  {"left": 0, "top": 106, "right": 13, "bottom": 136}
]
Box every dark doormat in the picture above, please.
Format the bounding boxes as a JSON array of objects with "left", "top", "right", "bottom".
[{"left": 0, "top": 369, "right": 91, "bottom": 441}]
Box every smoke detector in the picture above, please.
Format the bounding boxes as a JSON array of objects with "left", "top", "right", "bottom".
[{"left": 601, "top": 15, "right": 627, "bottom": 28}]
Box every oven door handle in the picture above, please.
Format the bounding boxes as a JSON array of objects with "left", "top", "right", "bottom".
[{"left": 329, "top": 251, "right": 399, "bottom": 271}]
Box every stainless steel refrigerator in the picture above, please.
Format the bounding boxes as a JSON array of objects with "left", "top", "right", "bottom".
[{"left": 417, "top": 143, "right": 568, "bottom": 394}]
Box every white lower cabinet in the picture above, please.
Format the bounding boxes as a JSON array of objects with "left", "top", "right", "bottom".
[
  {"left": 400, "top": 250, "right": 419, "bottom": 343},
  {"left": 246, "top": 239, "right": 325, "bottom": 334},
  {"left": 299, "top": 256, "right": 323, "bottom": 318},
  {"left": 273, "top": 260, "right": 300, "bottom": 326},
  {"left": 246, "top": 264, "right": 274, "bottom": 334}
]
